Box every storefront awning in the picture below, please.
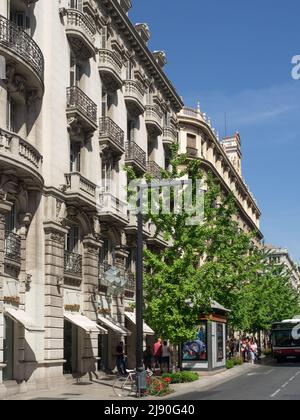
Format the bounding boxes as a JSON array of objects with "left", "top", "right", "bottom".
[
  {"left": 5, "top": 308, "right": 44, "bottom": 332},
  {"left": 64, "top": 313, "right": 106, "bottom": 334},
  {"left": 98, "top": 315, "right": 131, "bottom": 336},
  {"left": 125, "top": 312, "right": 155, "bottom": 336}
]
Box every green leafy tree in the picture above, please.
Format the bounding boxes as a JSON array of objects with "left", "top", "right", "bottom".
[{"left": 127, "top": 146, "right": 300, "bottom": 343}]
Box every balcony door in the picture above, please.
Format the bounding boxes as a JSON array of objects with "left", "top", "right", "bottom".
[
  {"left": 66, "top": 226, "right": 80, "bottom": 253},
  {"left": 70, "top": 142, "right": 81, "bottom": 173},
  {"left": 70, "top": 53, "right": 81, "bottom": 88},
  {"left": 69, "top": 0, "right": 83, "bottom": 12}
]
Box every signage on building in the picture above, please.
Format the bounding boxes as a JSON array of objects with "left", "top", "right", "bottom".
[
  {"left": 98, "top": 308, "right": 111, "bottom": 316},
  {"left": 64, "top": 304, "right": 80, "bottom": 312}
]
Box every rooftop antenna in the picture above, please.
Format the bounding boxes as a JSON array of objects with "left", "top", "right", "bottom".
[{"left": 224, "top": 112, "right": 228, "bottom": 138}]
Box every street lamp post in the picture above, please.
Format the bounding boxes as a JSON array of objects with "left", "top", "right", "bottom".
[
  {"left": 136, "top": 185, "right": 145, "bottom": 396},
  {"left": 134, "top": 180, "right": 192, "bottom": 395}
]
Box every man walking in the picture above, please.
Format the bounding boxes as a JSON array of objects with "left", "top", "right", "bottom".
[{"left": 116, "top": 341, "right": 127, "bottom": 376}]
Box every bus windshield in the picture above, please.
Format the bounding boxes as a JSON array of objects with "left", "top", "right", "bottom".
[{"left": 272, "top": 330, "right": 300, "bottom": 348}]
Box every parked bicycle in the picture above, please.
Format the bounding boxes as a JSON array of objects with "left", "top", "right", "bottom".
[{"left": 113, "top": 369, "right": 164, "bottom": 398}]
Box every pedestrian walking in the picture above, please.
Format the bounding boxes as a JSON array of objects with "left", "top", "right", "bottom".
[
  {"left": 116, "top": 341, "right": 127, "bottom": 376},
  {"left": 143, "top": 345, "right": 153, "bottom": 370},
  {"left": 161, "top": 341, "right": 172, "bottom": 373},
  {"left": 153, "top": 338, "right": 163, "bottom": 374}
]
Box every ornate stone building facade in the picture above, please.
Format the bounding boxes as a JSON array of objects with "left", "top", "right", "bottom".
[
  {"left": 265, "top": 245, "right": 300, "bottom": 291},
  {"left": 0, "top": 0, "right": 183, "bottom": 395},
  {"left": 177, "top": 106, "right": 263, "bottom": 242}
]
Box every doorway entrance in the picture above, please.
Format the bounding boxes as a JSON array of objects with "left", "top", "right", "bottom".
[
  {"left": 3, "top": 316, "right": 14, "bottom": 381},
  {"left": 98, "top": 333, "right": 109, "bottom": 371},
  {"left": 63, "top": 320, "right": 78, "bottom": 375}
]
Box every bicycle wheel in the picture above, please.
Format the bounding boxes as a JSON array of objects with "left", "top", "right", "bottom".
[{"left": 113, "top": 375, "right": 136, "bottom": 398}]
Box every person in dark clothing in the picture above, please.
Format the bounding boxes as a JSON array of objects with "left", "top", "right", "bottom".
[
  {"left": 116, "top": 341, "right": 127, "bottom": 376},
  {"left": 143, "top": 345, "right": 153, "bottom": 370}
]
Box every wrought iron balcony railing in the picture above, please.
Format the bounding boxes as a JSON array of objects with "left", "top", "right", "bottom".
[
  {"left": 0, "top": 15, "right": 44, "bottom": 81},
  {"left": 147, "top": 160, "right": 163, "bottom": 179},
  {"left": 5, "top": 231, "right": 21, "bottom": 262},
  {"left": 64, "top": 251, "right": 82, "bottom": 277},
  {"left": 99, "top": 117, "right": 125, "bottom": 151},
  {"left": 125, "top": 142, "right": 147, "bottom": 171},
  {"left": 66, "top": 86, "right": 97, "bottom": 126}
]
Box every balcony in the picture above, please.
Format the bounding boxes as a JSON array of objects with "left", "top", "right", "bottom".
[
  {"left": 162, "top": 127, "right": 177, "bottom": 146},
  {"left": 64, "top": 251, "right": 82, "bottom": 278},
  {"left": 146, "top": 222, "right": 168, "bottom": 248},
  {"left": 147, "top": 160, "right": 163, "bottom": 179},
  {"left": 98, "top": 49, "right": 123, "bottom": 91},
  {"left": 124, "top": 80, "right": 145, "bottom": 117},
  {"left": 145, "top": 105, "right": 163, "bottom": 137},
  {"left": 99, "top": 117, "right": 125, "bottom": 156},
  {"left": 97, "top": 192, "right": 128, "bottom": 226},
  {"left": 125, "top": 212, "right": 151, "bottom": 238},
  {"left": 65, "top": 172, "right": 96, "bottom": 208},
  {"left": 66, "top": 86, "right": 98, "bottom": 137},
  {"left": 5, "top": 232, "right": 21, "bottom": 264},
  {"left": 0, "top": 15, "right": 44, "bottom": 93},
  {"left": 125, "top": 142, "right": 147, "bottom": 174},
  {"left": 0, "top": 128, "right": 43, "bottom": 189},
  {"left": 60, "top": 8, "right": 96, "bottom": 60}
]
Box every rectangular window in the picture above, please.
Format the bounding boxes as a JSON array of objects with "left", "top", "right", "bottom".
[
  {"left": 163, "top": 112, "right": 170, "bottom": 128},
  {"left": 6, "top": 95, "right": 16, "bottom": 133},
  {"left": 126, "top": 61, "right": 133, "bottom": 80},
  {"left": 70, "top": 0, "right": 83, "bottom": 11},
  {"left": 127, "top": 120, "right": 135, "bottom": 142},
  {"left": 5, "top": 205, "right": 16, "bottom": 233},
  {"left": 70, "top": 143, "right": 81, "bottom": 173},
  {"left": 70, "top": 53, "right": 81, "bottom": 87},
  {"left": 187, "top": 133, "right": 197, "bottom": 150},
  {"left": 100, "top": 26, "right": 107, "bottom": 49},
  {"left": 101, "top": 88, "right": 108, "bottom": 118},
  {"left": 101, "top": 161, "right": 112, "bottom": 192},
  {"left": 66, "top": 226, "right": 80, "bottom": 253}
]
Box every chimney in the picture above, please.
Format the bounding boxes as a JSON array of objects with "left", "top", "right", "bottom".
[
  {"left": 135, "top": 23, "right": 151, "bottom": 45},
  {"left": 221, "top": 132, "right": 242, "bottom": 176}
]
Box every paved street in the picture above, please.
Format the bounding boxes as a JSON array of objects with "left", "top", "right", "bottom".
[{"left": 169, "top": 361, "right": 300, "bottom": 400}]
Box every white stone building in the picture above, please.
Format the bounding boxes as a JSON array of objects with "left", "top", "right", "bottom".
[
  {"left": 0, "top": 0, "right": 183, "bottom": 395},
  {"left": 265, "top": 245, "right": 300, "bottom": 291},
  {"left": 177, "top": 106, "right": 263, "bottom": 241}
]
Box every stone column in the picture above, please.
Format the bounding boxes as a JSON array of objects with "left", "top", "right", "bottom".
[
  {"left": 81, "top": 236, "right": 101, "bottom": 375},
  {"left": 43, "top": 222, "right": 68, "bottom": 377},
  {"left": 0, "top": 198, "right": 12, "bottom": 383}
]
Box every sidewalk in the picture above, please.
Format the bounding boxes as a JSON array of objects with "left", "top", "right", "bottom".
[{"left": 3, "top": 361, "right": 266, "bottom": 400}]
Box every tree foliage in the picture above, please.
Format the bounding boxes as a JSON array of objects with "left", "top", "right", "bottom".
[{"left": 129, "top": 146, "right": 300, "bottom": 343}]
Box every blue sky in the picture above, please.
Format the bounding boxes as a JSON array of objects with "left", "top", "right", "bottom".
[{"left": 130, "top": 0, "right": 300, "bottom": 262}]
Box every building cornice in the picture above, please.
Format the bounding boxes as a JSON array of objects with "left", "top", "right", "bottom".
[
  {"left": 178, "top": 113, "right": 261, "bottom": 217},
  {"left": 100, "top": 0, "right": 184, "bottom": 112}
]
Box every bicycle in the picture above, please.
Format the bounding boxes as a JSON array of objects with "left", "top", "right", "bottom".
[{"left": 113, "top": 369, "right": 164, "bottom": 398}]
